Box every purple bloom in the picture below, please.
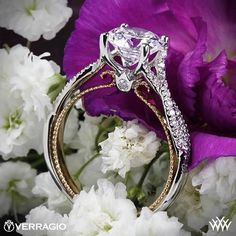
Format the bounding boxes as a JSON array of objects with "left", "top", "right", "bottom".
[{"left": 64, "top": 0, "right": 236, "bottom": 169}]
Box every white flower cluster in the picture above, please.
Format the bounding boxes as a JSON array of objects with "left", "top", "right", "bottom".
[
  {"left": 100, "top": 120, "right": 161, "bottom": 178},
  {"left": 0, "top": 161, "right": 39, "bottom": 217},
  {"left": 0, "top": 0, "right": 72, "bottom": 41},
  {"left": 18, "top": 205, "right": 68, "bottom": 236},
  {"left": 0, "top": 45, "right": 60, "bottom": 159},
  {"left": 33, "top": 172, "right": 71, "bottom": 214},
  {"left": 169, "top": 156, "right": 236, "bottom": 232},
  {"left": 21, "top": 179, "right": 189, "bottom": 236},
  {"left": 64, "top": 115, "right": 161, "bottom": 189},
  {"left": 192, "top": 157, "right": 236, "bottom": 203}
]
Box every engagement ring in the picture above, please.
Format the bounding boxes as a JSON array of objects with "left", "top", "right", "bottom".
[{"left": 44, "top": 24, "right": 191, "bottom": 211}]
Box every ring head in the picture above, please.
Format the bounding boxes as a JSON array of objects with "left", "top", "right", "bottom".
[{"left": 102, "top": 24, "right": 168, "bottom": 91}]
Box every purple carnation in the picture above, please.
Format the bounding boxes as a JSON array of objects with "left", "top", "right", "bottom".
[{"left": 64, "top": 0, "right": 236, "bottom": 169}]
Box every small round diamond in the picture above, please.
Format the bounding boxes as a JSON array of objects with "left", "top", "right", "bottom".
[
  {"left": 169, "top": 109, "right": 175, "bottom": 116},
  {"left": 117, "top": 78, "right": 130, "bottom": 91}
]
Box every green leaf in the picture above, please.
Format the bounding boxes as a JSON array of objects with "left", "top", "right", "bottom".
[
  {"left": 47, "top": 73, "right": 67, "bottom": 102},
  {"left": 128, "top": 186, "right": 147, "bottom": 208},
  {"left": 95, "top": 116, "right": 123, "bottom": 148}
]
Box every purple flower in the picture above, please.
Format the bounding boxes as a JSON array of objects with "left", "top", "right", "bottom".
[{"left": 64, "top": 0, "right": 236, "bottom": 169}]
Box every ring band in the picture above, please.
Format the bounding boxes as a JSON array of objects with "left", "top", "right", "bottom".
[{"left": 44, "top": 24, "right": 191, "bottom": 211}]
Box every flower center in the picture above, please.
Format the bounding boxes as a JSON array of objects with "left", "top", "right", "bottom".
[
  {"left": 94, "top": 212, "right": 114, "bottom": 232},
  {"left": 25, "top": 0, "right": 37, "bottom": 16},
  {"left": 3, "top": 110, "right": 22, "bottom": 130}
]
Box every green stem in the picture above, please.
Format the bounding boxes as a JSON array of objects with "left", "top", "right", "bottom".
[
  {"left": 3, "top": 44, "right": 10, "bottom": 53},
  {"left": 125, "top": 172, "right": 130, "bottom": 185},
  {"left": 137, "top": 151, "right": 165, "bottom": 188},
  {"left": 26, "top": 40, "right": 31, "bottom": 49},
  {"left": 74, "top": 153, "right": 99, "bottom": 179},
  {"left": 226, "top": 199, "right": 236, "bottom": 220},
  {"left": 95, "top": 127, "right": 106, "bottom": 150},
  {"left": 31, "top": 157, "right": 45, "bottom": 168},
  {"left": 11, "top": 193, "right": 19, "bottom": 223}
]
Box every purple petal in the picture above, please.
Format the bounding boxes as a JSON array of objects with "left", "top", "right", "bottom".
[
  {"left": 64, "top": 0, "right": 165, "bottom": 78},
  {"left": 64, "top": 0, "right": 207, "bottom": 119},
  {"left": 82, "top": 76, "right": 166, "bottom": 138},
  {"left": 167, "top": 17, "right": 207, "bottom": 117},
  {"left": 63, "top": 0, "right": 236, "bottom": 171},
  {"left": 168, "top": 0, "right": 236, "bottom": 57},
  {"left": 198, "top": 51, "right": 236, "bottom": 132},
  {"left": 190, "top": 131, "right": 236, "bottom": 169},
  {"left": 64, "top": 0, "right": 203, "bottom": 78}
]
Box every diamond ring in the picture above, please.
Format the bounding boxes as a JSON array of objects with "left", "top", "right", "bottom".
[{"left": 44, "top": 24, "right": 191, "bottom": 211}]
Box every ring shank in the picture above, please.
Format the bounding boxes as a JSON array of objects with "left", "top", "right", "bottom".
[{"left": 44, "top": 63, "right": 186, "bottom": 211}]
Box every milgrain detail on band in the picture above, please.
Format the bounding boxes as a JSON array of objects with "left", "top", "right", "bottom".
[{"left": 143, "top": 65, "right": 191, "bottom": 168}]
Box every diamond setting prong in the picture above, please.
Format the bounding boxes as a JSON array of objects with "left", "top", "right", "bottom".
[{"left": 135, "top": 44, "right": 150, "bottom": 74}]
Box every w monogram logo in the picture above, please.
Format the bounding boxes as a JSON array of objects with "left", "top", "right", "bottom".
[{"left": 209, "top": 216, "right": 232, "bottom": 232}]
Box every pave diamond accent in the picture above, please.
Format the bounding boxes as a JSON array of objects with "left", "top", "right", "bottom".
[
  {"left": 144, "top": 66, "right": 191, "bottom": 166},
  {"left": 107, "top": 25, "right": 162, "bottom": 67}
]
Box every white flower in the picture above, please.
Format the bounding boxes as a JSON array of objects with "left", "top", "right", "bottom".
[
  {"left": 0, "top": 45, "right": 60, "bottom": 159},
  {"left": 66, "top": 112, "right": 101, "bottom": 162},
  {"left": 134, "top": 207, "right": 190, "bottom": 236},
  {"left": 192, "top": 157, "right": 236, "bottom": 203},
  {"left": 0, "top": 0, "right": 72, "bottom": 41},
  {"left": 66, "top": 152, "right": 105, "bottom": 189},
  {"left": 32, "top": 172, "right": 71, "bottom": 214},
  {"left": 64, "top": 113, "right": 105, "bottom": 188},
  {"left": 0, "top": 161, "right": 39, "bottom": 217},
  {"left": 168, "top": 167, "right": 227, "bottom": 231},
  {"left": 173, "top": 156, "right": 236, "bottom": 232},
  {"left": 64, "top": 179, "right": 137, "bottom": 236},
  {"left": 17, "top": 205, "right": 68, "bottom": 236},
  {"left": 68, "top": 113, "right": 102, "bottom": 159},
  {"left": 99, "top": 120, "right": 161, "bottom": 178},
  {"left": 63, "top": 108, "right": 79, "bottom": 147}
]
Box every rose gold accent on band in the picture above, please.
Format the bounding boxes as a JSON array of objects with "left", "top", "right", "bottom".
[{"left": 49, "top": 79, "right": 178, "bottom": 211}]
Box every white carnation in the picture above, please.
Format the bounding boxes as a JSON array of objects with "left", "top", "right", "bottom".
[
  {"left": 0, "top": 161, "right": 39, "bottom": 217},
  {"left": 0, "top": 45, "right": 60, "bottom": 159},
  {"left": 134, "top": 207, "right": 190, "bottom": 236},
  {"left": 17, "top": 205, "right": 68, "bottom": 236},
  {"left": 32, "top": 172, "right": 71, "bottom": 214},
  {"left": 64, "top": 179, "right": 136, "bottom": 236},
  {"left": 0, "top": 0, "right": 72, "bottom": 41},
  {"left": 99, "top": 120, "right": 161, "bottom": 178}
]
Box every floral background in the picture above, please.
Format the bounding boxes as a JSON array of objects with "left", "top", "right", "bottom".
[{"left": 0, "top": 0, "right": 236, "bottom": 236}]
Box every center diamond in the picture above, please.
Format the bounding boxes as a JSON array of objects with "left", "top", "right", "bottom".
[{"left": 107, "top": 25, "right": 163, "bottom": 67}]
